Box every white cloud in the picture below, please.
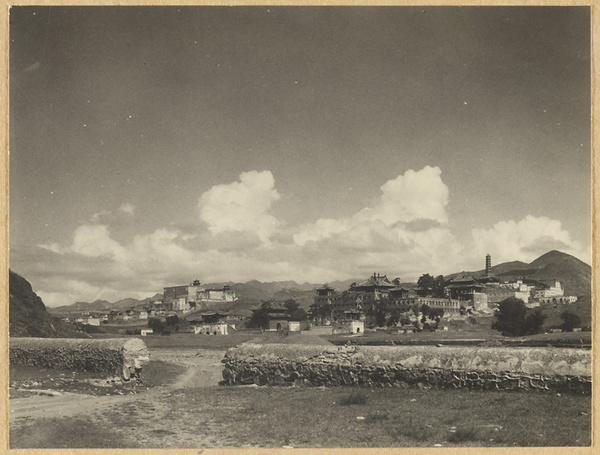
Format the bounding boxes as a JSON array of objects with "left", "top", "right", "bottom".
[
  {"left": 292, "top": 166, "right": 462, "bottom": 278},
  {"left": 70, "top": 224, "right": 126, "bottom": 259},
  {"left": 118, "top": 203, "right": 135, "bottom": 216},
  {"left": 198, "top": 170, "right": 282, "bottom": 242},
  {"left": 294, "top": 166, "right": 449, "bottom": 246},
  {"left": 23, "top": 168, "right": 589, "bottom": 306},
  {"left": 471, "top": 215, "right": 586, "bottom": 264}
]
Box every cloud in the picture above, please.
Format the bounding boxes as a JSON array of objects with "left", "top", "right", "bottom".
[
  {"left": 198, "top": 170, "right": 282, "bottom": 243},
  {"left": 70, "top": 224, "right": 126, "bottom": 259},
  {"left": 294, "top": 166, "right": 449, "bottom": 246},
  {"left": 118, "top": 203, "right": 135, "bottom": 216},
  {"left": 19, "top": 168, "right": 589, "bottom": 306},
  {"left": 471, "top": 215, "right": 586, "bottom": 264},
  {"left": 90, "top": 210, "right": 112, "bottom": 223},
  {"left": 291, "top": 166, "right": 463, "bottom": 278}
]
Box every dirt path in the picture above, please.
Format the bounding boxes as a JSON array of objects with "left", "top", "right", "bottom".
[{"left": 10, "top": 348, "right": 226, "bottom": 426}]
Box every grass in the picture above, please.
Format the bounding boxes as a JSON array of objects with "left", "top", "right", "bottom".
[
  {"left": 339, "top": 390, "right": 368, "bottom": 405},
  {"left": 11, "top": 385, "right": 591, "bottom": 448},
  {"left": 325, "top": 320, "right": 591, "bottom": 348},
  {"left": 10, "top": 416, "right": 134, "bottom": 448},
  {"left": 92, "top": 330, "right": 261, "bottom": 349}
]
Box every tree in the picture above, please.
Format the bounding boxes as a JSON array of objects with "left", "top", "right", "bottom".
[
  {"left": 560, "top": 310, "right": 581, "bottom": 332},
  {"left": 284, "top": 299, "right": 308, "bottom": 321},
  {"left": 148, "top": 317, "right": 165, "bottom": 333},
  {"left": 420, "top": 304, "right": 431, "bottom": 324},
  {"left": 309, "top": 300, "right": 331, "bottom": 325},
  {"left": 165, "top": 315, "right": 179, "bottom": 326},
  {"left": 248, "top": 301, "right": 271, "bottom": 329},
  {"left": 365, "top": 301, "right": 387, "bottom": 327},
  {"left": 429, "top": 308, "right": 444, "bottom": 327},
  {"left": 492, "top": 297, "right": 546, "bottom": 337},
  {"left": 417, "top": 274, "right": 446, "bottom": 298},
  {"left": 387, "top": 309, "right": 401, "bottom": 327},
  {"left": 522, "top": 308, "right": 546, "bottom": 335}
]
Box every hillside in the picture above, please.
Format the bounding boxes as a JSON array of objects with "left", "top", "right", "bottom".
[
  {"left": 448, "top": 250, "right": 591, "bottom": 296},
  {"left": 9, "top": 270, "right": 88, "bottom": 338}
]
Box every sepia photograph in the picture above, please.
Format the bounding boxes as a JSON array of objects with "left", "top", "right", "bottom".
[{"left": 6, "top": 4, "right": 593, "bottom": 450}]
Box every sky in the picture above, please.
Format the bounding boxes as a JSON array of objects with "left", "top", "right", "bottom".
[{"left": 9, "top": 6, "right": 591, "bottom": 307}]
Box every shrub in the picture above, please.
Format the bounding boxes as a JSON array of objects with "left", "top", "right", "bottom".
[{"left": 339, "top": 391, "right": 368, "bottom": 406}]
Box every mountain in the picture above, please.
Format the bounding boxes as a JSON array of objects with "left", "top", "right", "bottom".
[
  {"left": 9, "top": 270, "right": 88, "bottom": 338},
  {"left": 46, "top": 250, "right": 591, "bottom": 316},
  {"left": 50, "top": 294, "right": 163, "bottom": 315},
  {"left": 448, "top": 250, "right": 591, "bottom": 296}
]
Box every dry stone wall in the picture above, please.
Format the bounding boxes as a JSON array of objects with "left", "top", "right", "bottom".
[
  {"left": 10, "top": 337, "right": 150, "bottom": 380},
  {"left": 222, "top": 343, "right": 590, "bottom": 393}
]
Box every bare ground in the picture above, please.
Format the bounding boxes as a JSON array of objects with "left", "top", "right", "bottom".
[
  {"left": 10, "top": 348, "right": 236, "bottom": 448},
  {"left": 9, "top": 346, "right": 591, "bottom": 449}
]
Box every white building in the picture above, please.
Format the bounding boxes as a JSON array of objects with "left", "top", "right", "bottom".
[
  {"left": 192, "top": 323, "right": 228, "bottom": 336},
  {"left": 534, "top": 280, "right": 564, "bottom": 299}
]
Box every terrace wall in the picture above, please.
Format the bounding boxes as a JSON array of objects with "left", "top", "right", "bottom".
[
  {"left": 10, "top": 337, "right": 149, "bottom": 380},
  {"left": 222, "top": 344, "right": 590, "bottom": 393}
]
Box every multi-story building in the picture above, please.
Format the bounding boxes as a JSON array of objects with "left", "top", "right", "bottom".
[
  {"left": 533, "top": 280, "right": 564, "bottom": 299},
  {"left": 163, "top": 279, "right": 236, "bottom": 312}
]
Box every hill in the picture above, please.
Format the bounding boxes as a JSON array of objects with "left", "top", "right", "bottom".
[
  {"left": 9, "top": 270, "right": 88, "bottom": 338},
  {"left": 448, "top": 250, "right": 591, "bottom": 296}
]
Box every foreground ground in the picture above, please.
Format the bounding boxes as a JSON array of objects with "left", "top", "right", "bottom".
[{"left": 9, "top": 337, "right": 591, "bottom": 449}]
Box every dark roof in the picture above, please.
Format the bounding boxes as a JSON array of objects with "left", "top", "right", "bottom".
[
  {"left": 352, "top": 274, "right": 395, "bottom": 289},
  {"left": 317, "top": 284, "right": 335, "bottom": 291},
  {"left": 449, "top": 273, "right": 476, "bottom": 283}
]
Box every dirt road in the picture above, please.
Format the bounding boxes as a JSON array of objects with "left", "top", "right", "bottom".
[{"left": 9, "top": 348, "right": 241, "bottom": 448}]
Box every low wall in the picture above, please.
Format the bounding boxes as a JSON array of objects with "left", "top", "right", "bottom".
[
  {"left": 222, "top": 344, "right": 591, "bottom": 393},
  {"left": 10, "top": 337, "right": 150, "bottom": 380}
]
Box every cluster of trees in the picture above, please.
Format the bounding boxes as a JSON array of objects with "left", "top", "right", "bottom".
[
  {"left": 491, "top": 297, "right": 546, "bottom": 336},
  {"left": 417, "top": 274, "right": 447, "bottom": 298},
  {"left": 492, "top": 298, "right": 583, "bottom": 336},
  {"left": 148, "top": 314, "right": 184, "bottom": 334},
  {"left": 559, "top": 310, "right": 581, "bottom": 332},
  {"left": 366, "top": 302, "right": 444, "bottom": 331}
]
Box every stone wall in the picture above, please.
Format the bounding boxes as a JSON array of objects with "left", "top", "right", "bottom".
[
  {"left": 222, "top": 343, "right": 590, "bottom": 393},
  {"left": 10, "top": 337, "right": 150, "bottom": 380}
]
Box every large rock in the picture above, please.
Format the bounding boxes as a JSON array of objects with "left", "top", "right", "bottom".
[
  {"left": 10, "top": 337, "right": 149, "bottom": 380},
  {"left": 222, "top": 344, "right": 590, "bottom": 393}
]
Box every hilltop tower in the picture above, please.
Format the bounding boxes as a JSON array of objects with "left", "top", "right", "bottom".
[{"left": 485, "top": 254, "right": 491, "bottom": 277}]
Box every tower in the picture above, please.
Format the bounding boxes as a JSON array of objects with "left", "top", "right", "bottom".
[{"left": 485, "top": 254, "right": 491, "bottom": 277}]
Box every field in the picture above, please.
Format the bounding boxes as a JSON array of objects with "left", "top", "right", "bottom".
[{"left": 9, "top": 330, "right": 592, "bottom": 449}]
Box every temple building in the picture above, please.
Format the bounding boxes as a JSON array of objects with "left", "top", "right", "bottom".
[{"left": 163, "top": 279, "right": 236, "bottom": 312}]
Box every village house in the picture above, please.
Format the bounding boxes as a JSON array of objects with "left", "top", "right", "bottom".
[{"left": 188, "top": 311, "right": 229, "bottom": 335}]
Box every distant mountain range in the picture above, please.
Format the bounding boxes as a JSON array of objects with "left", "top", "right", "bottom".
[{"left": 46, "top": 250, "right": 591, "bottom": 315}]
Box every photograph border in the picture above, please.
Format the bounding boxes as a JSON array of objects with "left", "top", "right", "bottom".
[{"left": 0, "top": 1, "right": 597, "bottom": 454}]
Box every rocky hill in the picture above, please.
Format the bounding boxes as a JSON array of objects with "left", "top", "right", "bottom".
[{"left": 9, "top": 270, "right": 88, "bottom": 338}]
